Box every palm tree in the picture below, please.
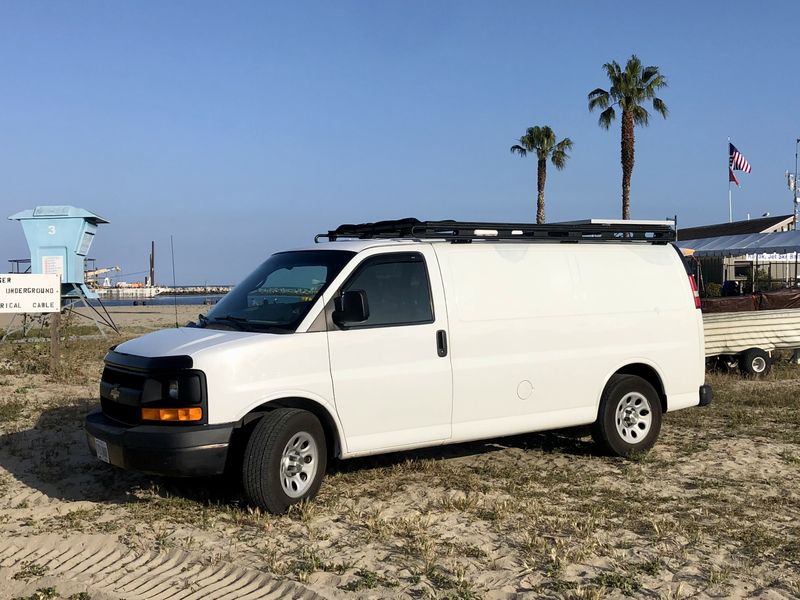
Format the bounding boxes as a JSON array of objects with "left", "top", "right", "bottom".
[
  {"left": 510, "top": 126, "right": 573, "bottom": 224},
  {"left": 588, "top": 55, "right": 668, "bottom": 220}
]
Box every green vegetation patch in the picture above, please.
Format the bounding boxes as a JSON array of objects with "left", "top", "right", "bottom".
[
  {"left": 12, "top": 561, "right": 49, "bottom": 581},
  {"left": 0, "top": 397, "right": 26, "bottom": 422}
]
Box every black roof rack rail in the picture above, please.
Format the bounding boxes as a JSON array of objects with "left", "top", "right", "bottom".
[{"left": 315, "top": 218, "right": 676, "bottom": 244}]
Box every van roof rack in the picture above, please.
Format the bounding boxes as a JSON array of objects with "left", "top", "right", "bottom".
[{"left": 316, "top": 218, "right": 676, "bottom": 244}]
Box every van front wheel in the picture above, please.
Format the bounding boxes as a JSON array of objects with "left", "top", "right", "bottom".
[
  {"left": 242, "top": 408, "right": 327, "bottom": 514},
  {"left": 592, "top": 375, "right": 662, "bottom": 457}
]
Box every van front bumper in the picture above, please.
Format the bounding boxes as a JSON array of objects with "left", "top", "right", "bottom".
[{"left": 84, "top": 410, "right": 234, "bottom": 477}]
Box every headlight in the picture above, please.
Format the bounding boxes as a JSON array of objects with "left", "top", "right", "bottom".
[{"left": 143, "top": 373, "right": 204, "bottom": 405}]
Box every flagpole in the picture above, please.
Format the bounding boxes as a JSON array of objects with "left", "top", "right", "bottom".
[{"left": 728, "top": 136, "right": 732, "bottom": 222}]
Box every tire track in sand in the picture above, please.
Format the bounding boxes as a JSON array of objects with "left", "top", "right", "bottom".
[{"left": 0, "top": 535, "right": 335, "bottom": 600}]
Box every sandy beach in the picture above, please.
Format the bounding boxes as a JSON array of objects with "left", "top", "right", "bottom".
[
  {"left": 0, "top": 314, "right": 798, "bottom": 599},
  {"left": 0, "top": 305, "right": 204, "bottom": 333}
]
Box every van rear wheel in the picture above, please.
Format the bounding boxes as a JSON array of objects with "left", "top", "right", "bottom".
[
  {"left": 242, "top": 408, "right": 327, "bottom": 514},
  {"left": 592, "top": 375, "right": 662, "bottom": 458}
]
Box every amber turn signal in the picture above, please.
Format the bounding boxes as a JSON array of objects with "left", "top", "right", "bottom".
[{"left": 141, "top": 407, "right": 203, "bottom": 422}]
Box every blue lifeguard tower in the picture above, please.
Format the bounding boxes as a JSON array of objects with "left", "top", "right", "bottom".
[
  {"left": 8, "top": 205, "right": 118, "bottom": 333},
  {"left": 9, "top": 205, "right": 108, "bottom": 298}
]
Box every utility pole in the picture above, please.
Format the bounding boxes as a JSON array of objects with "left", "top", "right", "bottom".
[
  {"left": 149, "top": 241, "right": 155, "bottom": 286},
  {"left": 795, "top": 139, "right": 799, "bottom": 230},
  {"left": 667, "top": 214, "right": 678, "bottom": 241}
]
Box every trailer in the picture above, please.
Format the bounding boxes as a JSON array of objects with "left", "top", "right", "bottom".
[
  {"left": 677, "top": 230, "right": 800, "bottom": 376},
  {"left": 703, "top": 309, "right": 800, "bottom": 375}
]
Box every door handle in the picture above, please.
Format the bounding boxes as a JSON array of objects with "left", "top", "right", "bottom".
[{"left": 436, "top": 330, "right": 448, "bottom": 357}]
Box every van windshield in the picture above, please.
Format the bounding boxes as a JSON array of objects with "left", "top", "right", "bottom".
[{"left": 202, "top": 250, "right": 354, "bottom": 333}]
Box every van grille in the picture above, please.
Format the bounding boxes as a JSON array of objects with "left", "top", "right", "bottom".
[
  {"left": 100, "top": 366, "right": 148, "bottom": 426},
  {"left": 102, "top": 367, "right": 145, "bottom": 391},
  {"left": 100, "top": 397, "right": 140, "bottom": 425}
]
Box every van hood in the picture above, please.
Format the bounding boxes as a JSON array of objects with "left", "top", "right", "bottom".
[{"left": 114, "top": 327, "right": 269, "bottom": 358}]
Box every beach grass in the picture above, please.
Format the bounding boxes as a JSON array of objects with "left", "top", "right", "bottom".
[{"left": 0, "top": 313, "right": 798, "bottom": 598}]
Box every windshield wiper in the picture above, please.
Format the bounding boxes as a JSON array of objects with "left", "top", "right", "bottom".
[
  {"left": 246, "top": 322, "right": 294, "bottom": 333},
  {"left": 204, "top": 315, "right": 294, "bottom": 334},
  {"left": 207, "top": 315, "right": 250, "bottom": 331}
]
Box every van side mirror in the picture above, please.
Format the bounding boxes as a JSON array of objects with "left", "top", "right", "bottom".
[{"left": 333, "top": 289, "right": 369, "bottom": 327}]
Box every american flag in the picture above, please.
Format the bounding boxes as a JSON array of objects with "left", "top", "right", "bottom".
[{"left": 729, "top": 143, "right": 752, "bottom": 173}]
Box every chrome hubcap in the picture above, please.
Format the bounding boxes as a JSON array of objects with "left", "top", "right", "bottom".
[
  {"left": 280, "top": 432, "right": 317, "bottom": 498},
  {"left": 615, "top": 392, "right": 652, "bottom": 444},
  {"left": 751, "top": 357, "right": 767, "bottom": 373}
]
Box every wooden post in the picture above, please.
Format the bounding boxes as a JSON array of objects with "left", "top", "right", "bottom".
[{"left": 50, "top": 311, "right": 60, "bottom": 374}]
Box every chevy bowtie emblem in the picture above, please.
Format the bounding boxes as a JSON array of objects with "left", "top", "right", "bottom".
[{"left": 109, "top": 387, "right": 120, "bottom": 401}]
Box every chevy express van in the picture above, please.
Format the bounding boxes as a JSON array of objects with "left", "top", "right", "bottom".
[{"left": 85, "top": 219, "right": 711, "bottom": 513}]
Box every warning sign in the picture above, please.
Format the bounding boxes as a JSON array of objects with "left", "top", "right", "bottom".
[
  {"left": 42, "top": 255, "right": 64, "bottom": 277},
  {"left": 0, "top": 274, "right": 61, "bottom": 313}
]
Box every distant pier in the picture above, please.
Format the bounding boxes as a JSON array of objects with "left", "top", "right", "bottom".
[{"left": 161, "top": 286, "right": 233, "bottom": 296}]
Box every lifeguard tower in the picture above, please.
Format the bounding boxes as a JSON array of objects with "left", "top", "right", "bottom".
[{"left": 8, "top": 205, "right": 118, "bottom": 333}]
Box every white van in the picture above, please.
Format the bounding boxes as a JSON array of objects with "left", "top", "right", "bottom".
[{"left": 85, "top": 219, "right": 711, "bottom": 513}]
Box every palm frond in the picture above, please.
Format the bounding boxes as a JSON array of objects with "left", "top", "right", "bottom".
[
  {"left": 551, "top": 152, "right": 567, "bottom": 169},
  {"left": 510, "top": 144, "right": 528, "bottom": 156},
  {"left": 540, "top": 127, "right": 556, "bottom": 156},
  {"left": 642, "top": 66, "right": 659, "bottom": 84},
  {"left": 598, "top": 106, "right": 616, "bottom": 129},
  {"left": 652, "top": 97, "right": 668, "bottom": 119},
  {"left": 550, "top": 138, "right": 573, "bottom": 170},
  {"left": 556, "top": 137, "right": 573, "bottom": 150},
  {"left": 646, "top": 74, "right": 668, "bottom": 91},
  {"left": 631, "top": 105, "right": 650, "bottom": 126},
  {"left": 588, "top": 88, "right": 610, "bottom": 111},
  {"left": 602, "top": 61, "right": 621, "bottom": 82},
  {"left": 625, "top": 55, "right": 642, "bottom": 80}
]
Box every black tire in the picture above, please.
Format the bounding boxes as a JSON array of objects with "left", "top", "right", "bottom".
[
  {"left": 592, "top": 374, "right": 663, "bottom": 458},
  {"left": 739, "top": 348, "right": 771, "bottom": 377},
  {"left": 242, "top": 408, "right": 327, "bottom": 514}
]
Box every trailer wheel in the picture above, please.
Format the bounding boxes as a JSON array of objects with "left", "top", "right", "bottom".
[
  {"left": 242, "top": 408, "right": 327, "bottom": 514},
  {"left": 739, "top": 348, "right": 771, "bottom": 377},
  {"left": 592, "top": 374, "right": 663, "bottom": 458}
]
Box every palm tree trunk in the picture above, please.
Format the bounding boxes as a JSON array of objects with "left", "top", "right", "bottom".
[
  {"left": 621, "top": 111, "right": 635, "bottom": 220},
  {"left": 537, "top": 158, "right": 547, "bottom": 224}
]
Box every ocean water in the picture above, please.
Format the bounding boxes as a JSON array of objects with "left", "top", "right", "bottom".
[{"left": 90, "top": 294, "right": 226, "bottom": 307}]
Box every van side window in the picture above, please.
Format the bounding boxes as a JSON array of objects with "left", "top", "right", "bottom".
[{"left": 340, "top": 253, "right": 434, "bottom": 327}]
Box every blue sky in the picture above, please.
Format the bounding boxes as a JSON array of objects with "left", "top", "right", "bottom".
[{"left": 1, "top": 1, "right": 799, "bottom": 284}]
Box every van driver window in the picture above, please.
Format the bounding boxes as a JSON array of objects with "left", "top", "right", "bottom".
[{"left": 341, "top": 254, "right": 434, "bottom": 327}]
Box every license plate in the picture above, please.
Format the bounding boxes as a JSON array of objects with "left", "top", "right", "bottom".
[{"left": 95, "top": 438, "right": 110, "bottom": 463}]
